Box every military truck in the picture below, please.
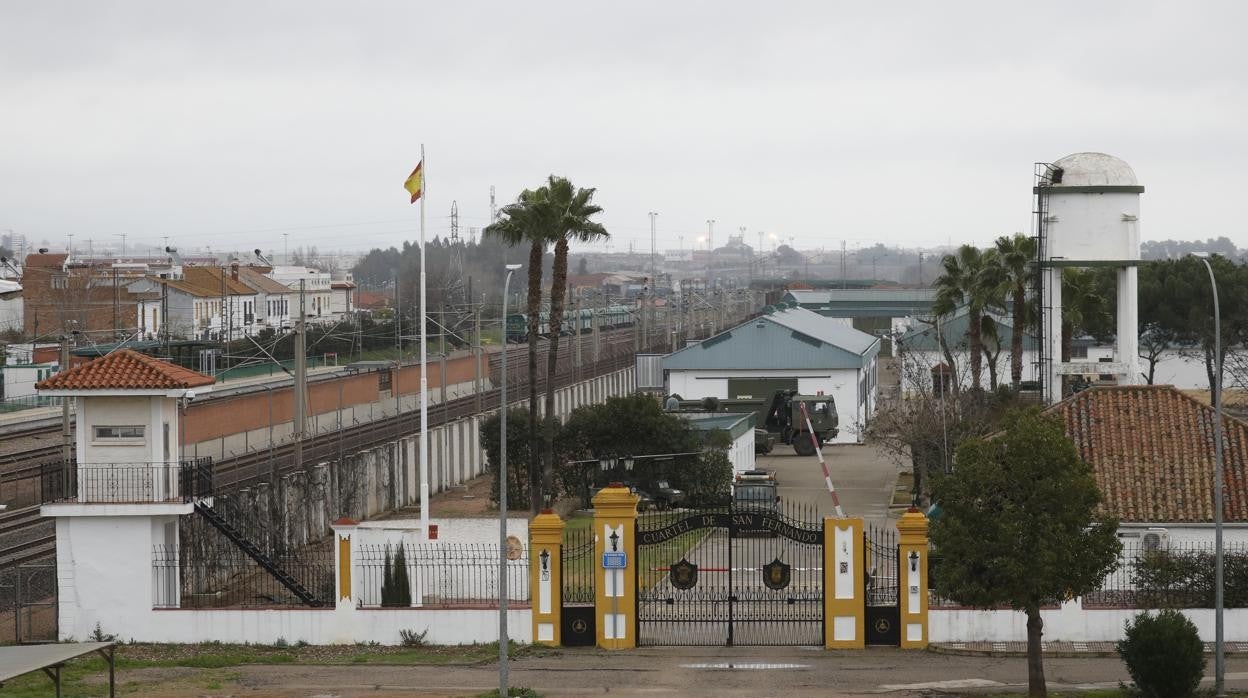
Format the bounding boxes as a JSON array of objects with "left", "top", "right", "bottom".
[{"left": 677, "top": 390, "right": 838, "bottom": 456}]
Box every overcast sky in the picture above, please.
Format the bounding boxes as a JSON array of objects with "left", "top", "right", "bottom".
[{"left": 2, "top": 1, "right": 1246, "bottom": 259}]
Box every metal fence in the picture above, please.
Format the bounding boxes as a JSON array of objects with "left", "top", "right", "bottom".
[
  {"left": 929, "top": 541, "right": 1248, "bottom": 610},
  {"left": 0, "top": 394, "right": 63, "bottom": 414},
  {"left": 354, "top": 543, "right": 529, "bottom": 609},
  {"left": 1085, "top": 541, "right": 1248, "bottom": 609},
  {"left": 152, "top": 542, "right": 335, "bottom": 608},
  {"left": 0, "top": 559, "right": 58, "bottom": 643},
  {"left": 561, "top": 525, "right": 595, "bottom": 604},
  {"left": 41, "top": 458, "right": 213, "bottom": 504}
]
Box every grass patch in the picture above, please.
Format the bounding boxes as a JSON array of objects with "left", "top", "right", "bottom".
[{"left": 0, "top": 640, "right": 535, "bottom": 695}]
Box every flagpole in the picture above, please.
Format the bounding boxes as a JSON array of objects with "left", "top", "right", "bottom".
[{"left": 419, "top": 144, "right": 430, "bottom": 542}]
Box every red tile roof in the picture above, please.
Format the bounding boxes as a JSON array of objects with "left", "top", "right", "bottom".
[
  {"left": 36, "top": 349, "right": 215, "bottom": 391},
  {"left": 1051, "top": 385, "right": 1248, "bottom": 524}
]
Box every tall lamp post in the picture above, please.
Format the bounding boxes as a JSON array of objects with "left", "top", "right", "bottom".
[
  {"left": 1194, "top": 253, "right": 1225, "bottom": 696},
  {"left": 498, "top": 263, "right": 521, "bottom": 698}
]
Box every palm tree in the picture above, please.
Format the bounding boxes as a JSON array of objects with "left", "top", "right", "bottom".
[
  {"left": 992, "top": 233, "right": 1037, "bottom": 388},
  {"left": 541, "top": 177, "right": 608, "bottom": 505},
  {"left": 932, "top": 245, "right": 1000, "bottom": 392},
  {"left": 1059, "top": 268, "right": 1112, "bottom": 396},
  {"left": 484, "top": 187, "right": 556, "bottom": 513}
]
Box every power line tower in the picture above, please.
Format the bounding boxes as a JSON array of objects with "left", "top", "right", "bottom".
[{"left": 443, "top": 200, "right": 472, "bottom": 346}]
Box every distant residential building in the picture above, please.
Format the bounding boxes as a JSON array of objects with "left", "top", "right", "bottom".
[
  {"left": 129, "top": 266, "right": 259, "bottom": 341},
  {"left": 711, "top": 234, "right": 754, "bottom": 265},
  {"left": 266, "top": 266, "right": 334, "bottom": 324},
  {"left": 0, "top": 278, "right": 21, "bottom": 334},
  {"left": 329, "top": 280, "right": 356, "bottom": 318},
  {"left": 236, "top": 266, "right": 294, "bottom": 332},
  {"left": 21, "top": 253, "right": 153, "bottom": 339}
]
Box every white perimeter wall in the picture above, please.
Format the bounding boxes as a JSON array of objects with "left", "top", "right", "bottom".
[
  {"left": 932, "top": 600, "right": 1248, "bottom": 643},
  {"left": 51, "top": 369, "right": 636, "bottom": 645},
  {"left": 106, "top": 608, "right": 531, "bottom": 646},
  {"left": 667, "top": 368, "right": 865, "bottom": 443},
  {"left": 900, "top": 346, "right": 1213, "bottom": 396}
]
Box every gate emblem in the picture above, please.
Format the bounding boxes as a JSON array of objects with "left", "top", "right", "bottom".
[
  {"left": 762, "top": 557, "right": 791, "bottom": 591},
  {"left": 572, "top": 618, "right": 588, "bottom": 634},
  {"left": 669, "top": 558, "right": 699, "bottom": 590}
]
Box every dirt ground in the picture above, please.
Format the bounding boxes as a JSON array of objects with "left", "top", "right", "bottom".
[{"left": 379, "top": 473, "right": 497, "bottom": 520}]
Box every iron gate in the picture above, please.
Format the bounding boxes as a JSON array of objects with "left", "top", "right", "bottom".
[
  {"left": 635, "top": 503, "right": 824, "bottom": 646},
  {"left": 864, "top": 524, "right": 900, "bottom": 646},
  {"left": 560, "top": 525, "right": 596, "bottom": 646}
]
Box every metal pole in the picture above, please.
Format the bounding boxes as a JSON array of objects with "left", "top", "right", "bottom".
[
  {"left": 499, "top": 264, "right": 519, "bottom": 697},
  {"left": 419, "top": 144, "right": 430, "bottom": 542},
  {"left": 1199, "top": 256, "right": 1225, "bottom": 696},
  {"left": 294, "top": 280, "right": 306, "bottom": 474},
  {"left": 60, "top": 336, "right": 72, "bottom": 463}
]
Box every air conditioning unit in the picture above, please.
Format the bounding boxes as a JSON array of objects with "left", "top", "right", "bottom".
[{"left": 1141, "top": 527, "right": 1170, "bottom": 552}]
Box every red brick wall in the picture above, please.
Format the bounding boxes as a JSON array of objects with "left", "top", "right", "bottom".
[{"left": 182, "top": 353, "right": 486, "bottom": 444}]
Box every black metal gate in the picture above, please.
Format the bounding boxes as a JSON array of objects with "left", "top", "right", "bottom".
[
  {"left": 864, "top": 524, "right": 900, "bottom": 646},
  {"left": 635, "top": 503, "right": 824, "bottom": 646},
  {"left": 560, "top": 525, "right": 596, "bottom": 646}
]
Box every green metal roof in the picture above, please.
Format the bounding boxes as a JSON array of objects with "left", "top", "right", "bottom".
[
  {"left": 662, "top": 307, "right": 880, "bottom": 371},
  {"left": 682, "top": 411, "right": 756, "bottom": 440},
  {"left": 784, "top": 288, "right": 936, "bottom": 318},
  {"left": 895, "top": 307, "right": 1037, "bottom": 352},
  {"left": 71, "top": 339, "right": 212, "bottom": 357}
]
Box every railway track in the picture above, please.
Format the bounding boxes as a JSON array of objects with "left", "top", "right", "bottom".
[
  {"left": 0, "top": 317, "right": 746, "bottom": 568},
  {"left": 0, "top": 506, "right": 55, "bottom": 567}
]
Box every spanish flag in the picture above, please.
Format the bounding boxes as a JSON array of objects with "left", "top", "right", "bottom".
[{"left": 403, "top": 161, "right": 424, "bottom": 203}]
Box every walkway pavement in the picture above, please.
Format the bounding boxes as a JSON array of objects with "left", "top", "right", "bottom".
[
  {"left": 105, "top": 646, "right": 1248, "bottom": 696},
  {"left": 932, "top": 640, "right": 1248, "bottom": 658},
  {"left": 757, "top": 442, "right": 902, "bottom": 523}
]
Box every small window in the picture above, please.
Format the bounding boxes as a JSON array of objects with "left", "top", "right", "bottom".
[
  {"left": 1070, "top": 345, "right": 1089, "bottom": 359},
  {"left": 94, "top": 425, "right": 145, "bottom": 440},
  {"left": 52, "top": 275, "right": 68, "bottom": 290},
  {"left": 379, "top": 370, "right": 393, "bottom": 392}
]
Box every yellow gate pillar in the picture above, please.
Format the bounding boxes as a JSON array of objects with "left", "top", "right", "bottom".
[
  {"left": 824, "top": 517, "right": 865, "bottom": 649},
  {"left": 896, "top": 508, "right": 930, "bottom": 649},
  {"left": 530, "top": 511, "right": 565, "bottom": 647},
  {"left": 592, "top": 484, "right": 639, "bottom": 649}
]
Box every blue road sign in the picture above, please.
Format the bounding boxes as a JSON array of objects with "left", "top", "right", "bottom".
[{"left": 602, "top": 552, "right": 627, "bottom": 569}]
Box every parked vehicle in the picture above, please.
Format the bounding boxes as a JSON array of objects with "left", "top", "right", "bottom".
[
  {"left": 679, "top": 390, "right": 838, "bottom": 456},
  {"left": 754, "top": 428, "right": 775, "bottom": 454},
  {"left": 652, "top": 480, "right": 686, "bottom": 509}
]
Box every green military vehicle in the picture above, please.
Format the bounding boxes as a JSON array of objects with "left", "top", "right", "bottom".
[{"left": 675, "top": 389, "right": 838, "bottom": 456}]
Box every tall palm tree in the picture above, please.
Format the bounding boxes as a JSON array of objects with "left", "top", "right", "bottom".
[
  {"left": 484, "top": 187, "right": 556, "bottom": 513},
  {"left": 932, "top": 245, "right": 1000, "bottom": 392},
  {"left": 992, "top": 233, "right": 1037, "bottom": 388},
  {"left": 541, "top": 177, "right": 608, "bottom": 505}
]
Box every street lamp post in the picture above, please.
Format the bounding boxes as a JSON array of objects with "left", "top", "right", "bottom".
[
  {"left": 499, "top": 263, "right": 521, "bottom": 697},
  {"left": 1195, "top": 254, "right": 1225, "bottom": 696}
]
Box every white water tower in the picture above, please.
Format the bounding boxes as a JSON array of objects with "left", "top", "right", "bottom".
[{"left": 1035, "top": 152, "right": 1143, "bottom": 403}]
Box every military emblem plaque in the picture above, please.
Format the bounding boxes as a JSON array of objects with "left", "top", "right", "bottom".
[
  {"left": 669, "top": 558, "right": 699, "bottom": 590},
  {"left": 762, "top": 557, "right": 791, "bottom": 591}
]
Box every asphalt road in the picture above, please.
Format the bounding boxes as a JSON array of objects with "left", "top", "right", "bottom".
[
  {"left": 139, "top": 647, "right": 1248, "bottom": 697},
  {"left": 757, "top": 442, "right": 902, "bottom": 524}
]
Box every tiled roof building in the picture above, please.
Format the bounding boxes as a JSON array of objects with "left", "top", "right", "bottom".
[
  {"left": 1051, "top": 385, "right": 1248, "bottom": 524},
  {"left": 36, "top": 349, "right": 215, "bottom": 391}
]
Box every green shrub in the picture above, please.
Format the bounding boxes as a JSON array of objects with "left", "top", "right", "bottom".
[{"left": 1116, "top": 609, "right": 1205, "bottom": 698}]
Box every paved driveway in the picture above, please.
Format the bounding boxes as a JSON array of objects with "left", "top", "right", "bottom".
[{"left": 756, "top": 442, "right": 901, "bottom": 524}]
